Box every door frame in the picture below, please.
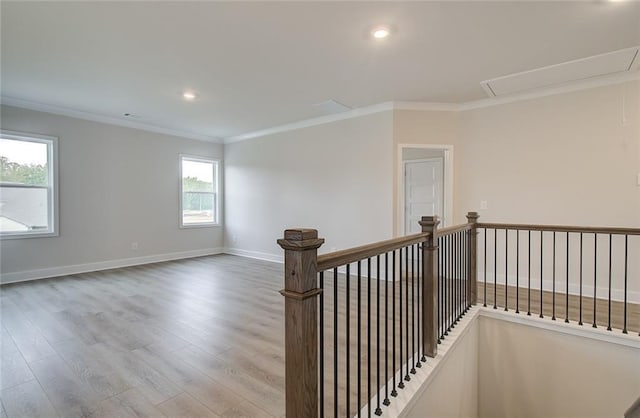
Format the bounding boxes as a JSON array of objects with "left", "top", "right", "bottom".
[{"left": 398, "top": 143, "right": 454, "bottom": 235}]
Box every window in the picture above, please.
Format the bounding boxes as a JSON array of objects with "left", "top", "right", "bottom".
[
  {"left": 180, "top": 155, "right": 219, "bottom": 227},
  {"left": 0, "top": 130, "right": 58, "bottom": 238}
]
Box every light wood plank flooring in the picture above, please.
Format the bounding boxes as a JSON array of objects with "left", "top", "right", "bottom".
[
  {"left": 3, "top": 255, "right": 634, "bottom": 418},
  {"left": 478, "top": 282, "right": 640, "bottom": 333},
  {"left": 1, "top": 255, "right": 288, "bottom": 418}
]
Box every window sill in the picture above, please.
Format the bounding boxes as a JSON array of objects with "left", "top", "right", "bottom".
[
  {"left": 0, "top": 231, "right": 59, "bottom": 240},
  {"left": 179, "top": 223, "right": 222, "bottom": 229}
]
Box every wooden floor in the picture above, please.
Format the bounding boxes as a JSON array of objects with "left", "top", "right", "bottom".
[
  {"left": 3, "top": 255, "right": 635, "bottom": 418},
  {"left": 478, "top": 282, "right": 640, "bottom": 334},
  {"left": 1, "top": 255, "right": 289, "bottom": 418},
  {"left": 0, "top": 255, "right": 426, "bottom": 418}
]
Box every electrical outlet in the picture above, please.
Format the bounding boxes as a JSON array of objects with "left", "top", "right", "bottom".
[
  {"left": 480, "top": 200, "right": 488, "bottom": 210},
  {"left": 637, "top": 173, "right": 640, "bottom": 187},
  {"left": 131, "top": 242, "right": 138, "bottom": 250}
]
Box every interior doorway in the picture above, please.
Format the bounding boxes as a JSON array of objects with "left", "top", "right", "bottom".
[
  {"left": 398, "top": 144, "right": 453, "bottom": 235},
  {"left": 404, "top": 158, "right": 443, "bottom": 234}
]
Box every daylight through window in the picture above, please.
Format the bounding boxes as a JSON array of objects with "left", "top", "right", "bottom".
[
  {"left": 180, "top": 156, "right": 219, "bottom": 227},
  {"left": 0, "top": 131, "right": 58, "bottom": 238}
]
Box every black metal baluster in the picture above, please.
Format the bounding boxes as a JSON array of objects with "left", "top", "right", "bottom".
[
  {"left": 460, "top": 232, "right": 464, "bottom": 316},
  {"left": 540, "top": 231, "right": 544, "bottom": 319},
  {"left": 411, "top": 245, "right": 416, "bottom": 374},
  {"left": 333, "top": 267, "right": 338, "bottom": 417},
  {"left": 457, "top": 232, "right": 462, "bottom": 320},
  {"left": 579, "top": 233, "right": 583, "bottom": 326},
  {"left": 528, "top": 230, "right": 531, "bottom": 316},
  {"left": 516, "top": 230, "right": 520, "bottom": 314},
  {"left": 565, "top": 233, "right": 570, "bottom": 323},
  {"left": 444, "top": 236, "right": 449, "bottom": 335},
  {"left": 462, "top": 231, "right": 467, "bottom": 313},
  {"left": 448, "top": 235, "right": 452, "bottom": 327},
  {"left": 505, "top": 229, "right": 509, "bottom": 312},
  {"left": 494, "top": 229, "right": 497, "bottom": 310},
  {"left": 449, "top": 235, "right": 454, "bottom": 329},
  {"left": 623, "top": 236, "right": 628, "bottom": 334},
  {"left": 462, "top": 231, "right": 466, "bottom": 313},
  {"left": 398, "top": 247, "right": 404, "bottom": 390},
  {"left": 420, "top": 244, "right": 426, "bottom": 361},
  {"left": 468, "top": 230, "right": 471, "bottom": 310},
  {"left": 383, "top": 252, "right": 390, "bottom": 406},
  {"left": 438, "top": 237, "right": 443, "bottom": 341},
  {"left": 319, "top": 272, "right": 325, "bottom": 418},
  {"left": 346, "top": 264, "right": 351, "bottom": 418},
  {"left": 552, "top": 231, "right": 556, "bottom": 320},
  {"left": 484, "top": 229, "right": 487, "bottom": 307},
  {"left": 452, "top": 234, "right": 456, "bottom": 324},
  {"left": 375, "top": 255, "right": 382, "bottom": 416},
  {"left": 453, "top": 233, "right": 458, "bottom": 322},
  {"left": 405, "top": 245, "right": 410, "bottom": 382},
  {"left": 391, "top": 251, "right": 398, "bottom": 397},
  {"left": 357, "top": 261, "right": 362, "bottom": 416},
  {"left": 367, "top": 258, "right": 372, "bottom": 417},
  {"left": 593, "top": 234, "right": 597, "bottom": 328},
  {"left": 607, "top": 234, "right": 612, "bottom": 331}
]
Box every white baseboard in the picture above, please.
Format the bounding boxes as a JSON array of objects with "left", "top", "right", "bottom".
[
  {"left": 223, "top": 247, "right": 283, "bottom": 264},
  {"left": 0, "top": 247, "right": 224, "bottom": 284}
]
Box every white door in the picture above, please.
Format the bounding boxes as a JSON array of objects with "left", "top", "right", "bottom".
[{"left": 404, "top": 158, "right": 444, "bottom": 234}]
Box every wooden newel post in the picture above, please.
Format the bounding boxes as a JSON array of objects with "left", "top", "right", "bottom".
[
  {"left": 277, "top": 229, "right": 324, "bottom": 418},
  {"left": 466, "top": 212, "right": 480, "bottom": 305},
  {"left": 420, "top": 215, "right": 439, "bottom": 358}
]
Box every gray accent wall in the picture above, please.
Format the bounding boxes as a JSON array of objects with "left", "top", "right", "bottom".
[{"left": 0, "top": 105, "right": 223, "bottom": 281}]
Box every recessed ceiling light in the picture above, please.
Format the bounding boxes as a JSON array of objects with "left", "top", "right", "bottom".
[
  {"left": 372, "top": 26, "right": 390, "bottom": 39},
  {"left": 182, "top": 91, "right": 196, "bottom": 100}
]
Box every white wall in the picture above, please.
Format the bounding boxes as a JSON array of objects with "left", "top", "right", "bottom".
[
  {"left": 0, "top": 105, "right": 224, "bottom": 282},
  {"left": 458, "top": 80, "right": 640, "bottom": 228},
  {"left": 405, "top": 310, "right": 640, "bottom": 418},
  {"left": 459, "top": 80, "right": 640, "bottom": 299},
  {"left": 393, "top": 110, "right": 460, "bottom": 233},
  {"left": 224, "top": 111, "right": 393, "bottom": 260},
  {"left": 478, "top": 314, "right": 640, "bottom": 418},
  {"left": 404, "top": 317, "right": 479, "bottom": 418}
]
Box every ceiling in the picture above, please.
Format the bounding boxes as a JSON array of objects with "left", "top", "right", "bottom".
[{"left": 2, "top": 1, "right": 639, "bottom": 141}]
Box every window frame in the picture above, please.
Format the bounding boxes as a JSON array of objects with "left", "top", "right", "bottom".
[
  {"left": 179, "top": 154, "right": 221, "bottom": 229},
  {"left": 0, "top": 130, "right": 59, "bottom": 240}
]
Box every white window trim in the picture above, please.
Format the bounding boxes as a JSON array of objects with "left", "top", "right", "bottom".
[
  {"left": 0, "top": 130, "right": 59, "bottom": 240},
  {"left": 179, "top": 154, "right": 221, "bottom": 229}
]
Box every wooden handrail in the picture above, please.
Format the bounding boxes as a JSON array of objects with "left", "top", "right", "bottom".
[
  {"left": 437, "top": 223, "right": 473, "bottom": 237},
  {"left": 478, "top": 222, "right": 640, "bottom": 235},
  {"left": 317, "top": 232, "right": 429, "bottom": 272}
]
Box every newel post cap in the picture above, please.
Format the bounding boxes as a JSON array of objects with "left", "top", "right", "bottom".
[
  {"left": 419, "top": 215, "right": 440, "bottom": 227},
  {"left": 277, "top": 228, "right": 325, "bottom": 251},
  {"left": 466, "top": 212, "right": 480, "bottom": 223}
]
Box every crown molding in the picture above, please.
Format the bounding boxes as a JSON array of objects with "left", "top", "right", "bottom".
[
  {"left": 3, "top": 68, "right": 638, "bottom": 147},
  {"left": 0, "top": 96, "right": 223, "bottom": 144},
  {"left": 393, "top": 101, "right": 461, "bottom": 112},
  {"left": 225, "top": 101, "right": 462, "bottom": 144},
  {"left": 460, "top": 70, "right": 640, "bottom": 111},
  {"left": 224, "top": 101, "right": 395, "bottom": 144},
  {"left": 225, "top": 71, "right": 639, "bottom": 143}
]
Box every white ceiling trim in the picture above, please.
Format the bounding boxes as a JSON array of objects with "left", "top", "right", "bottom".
[
  {"left": 461, "top": 69, "right": 640, "bottom": 111},
  {"left": 0, "top": 96, "right": 223, "bottom": 144},
  {"left": 226, "top": 71, "right": 639, "bottom": 143},
  {"left": 2, "top": 69, "right": 638, "bottom": 146},
  {"left": 224, "top": 101, "right": 396, "bottom": 144},
  {"left": 393, "top": 102, "right": 461, "bottom": 112}
]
